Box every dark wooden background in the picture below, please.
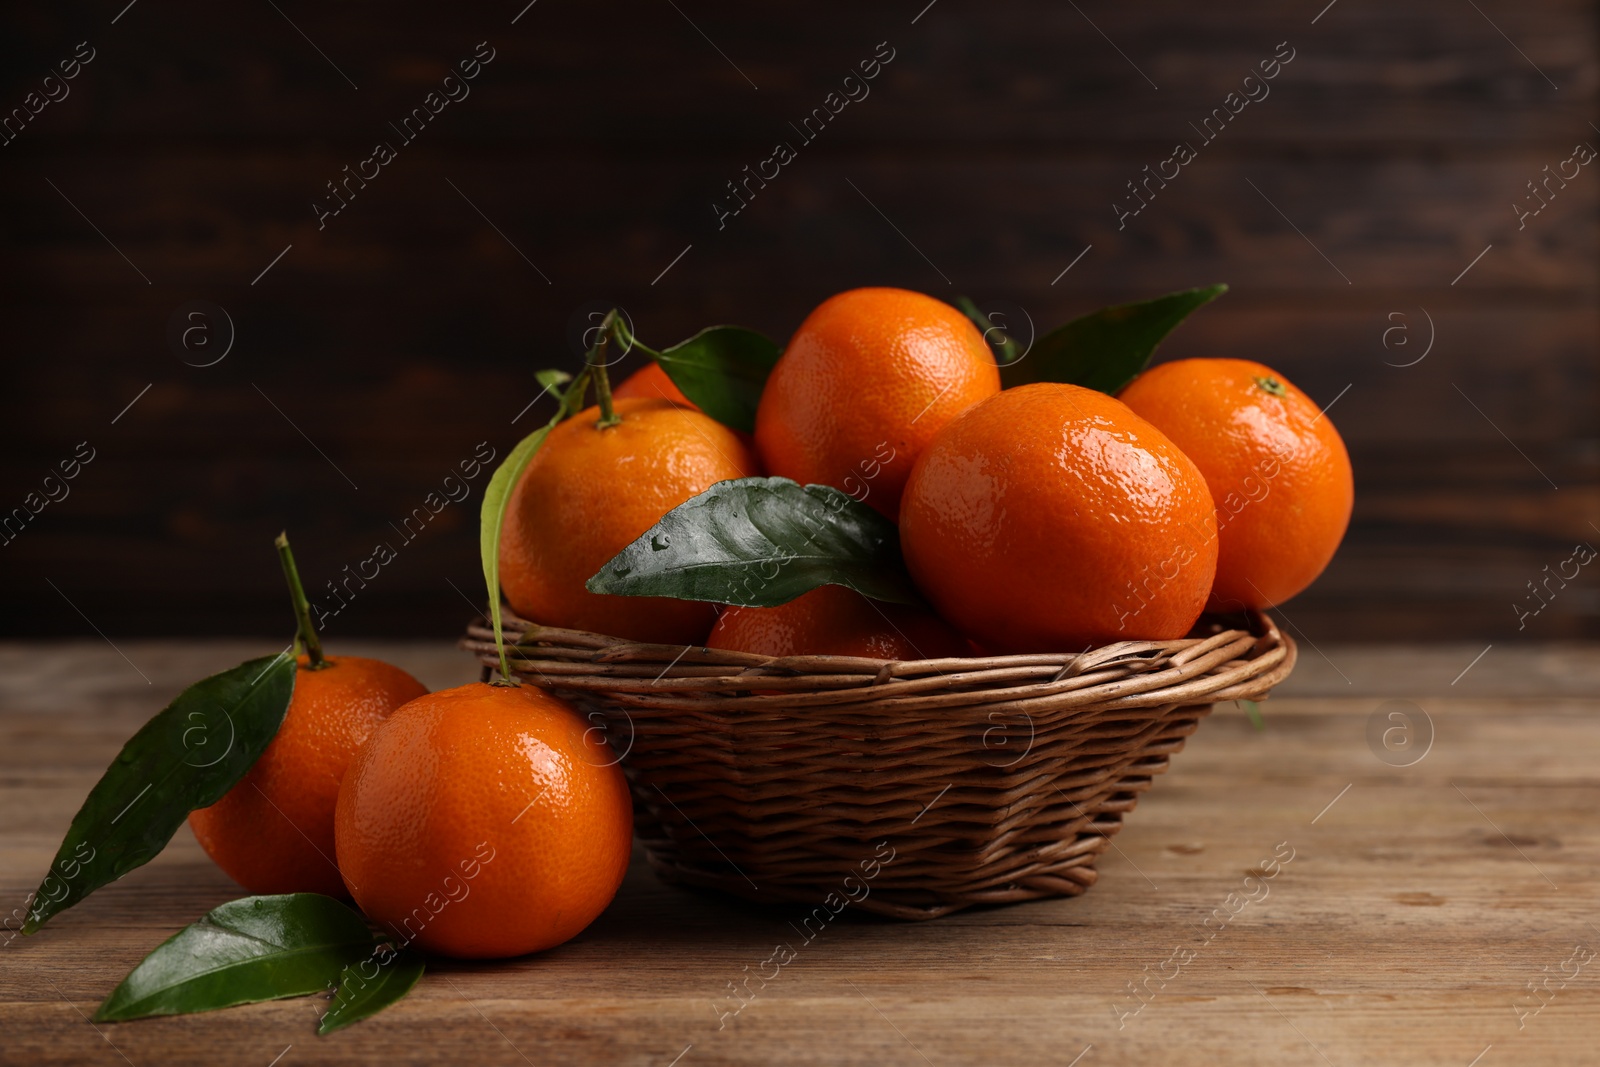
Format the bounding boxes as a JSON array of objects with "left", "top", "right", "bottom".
[{"left": 2, "top": 0, "right": 1596, "bottom": 643}]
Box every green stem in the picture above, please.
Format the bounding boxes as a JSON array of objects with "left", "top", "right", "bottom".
[
  {"left": 275, "top": 531, "right": 328, "bottom": 669},
  {"left": 609, "top": 316, "right": 662, "bottom": 361},
  {"left": 589, "top": 310, "right": 623, "bottom": 429}
]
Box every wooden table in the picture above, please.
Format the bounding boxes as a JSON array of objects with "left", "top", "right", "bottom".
[{"left": 3, "top": 640, "right": 1597, "bottom": 1066}]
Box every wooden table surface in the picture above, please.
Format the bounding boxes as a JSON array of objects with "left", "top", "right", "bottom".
[{"left": 2, "top": 639, "right": 1597, "bottom": 1066}]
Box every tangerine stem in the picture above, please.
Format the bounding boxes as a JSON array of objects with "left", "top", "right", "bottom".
[
  {"left": 1253, "top": 375, "right": 1287, "bottom": 398},
  {"left": 589, "top": 310, "right": 623, "bottom": 429},
  {"left": 609, "top": 316, "right": 663, "bottom": 360},
  {"left": 275, "top": 531, "right": 328, "bottom": 669}
]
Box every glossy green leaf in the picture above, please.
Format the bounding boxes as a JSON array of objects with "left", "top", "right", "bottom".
[
  {"left": 24, "top": 653, "right": 296, "bottom": 933},
  {"left": 1002, "top": 284, "right": 1227, "bottom": 394},
  {"left": 318, "top": 950, "right": 425, "bottom": 1034},
  {"left": 480, "top": 368, "right": 591, "bottom": 679},
  {"left": 94, "top": 894, "right": 375, "bottom": 1022},
  {"left": 1239, "top": 698, "right": 1266, "bottom": 731},
  {"left": 652, "top": 325, "right": 781, "bottom": 433},
  {"left": 587, "top": 476, "right": 919, "bottom": 608}
]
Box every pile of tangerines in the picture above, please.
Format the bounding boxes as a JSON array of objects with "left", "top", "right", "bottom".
[
  {"left": 500, "top": 285, "right": 1351, "bottom": 655},
  {"left": 189, "top": 286, "right": 1351, "bottom": 963}
]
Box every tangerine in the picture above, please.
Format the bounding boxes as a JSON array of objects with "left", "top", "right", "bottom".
[
  {"left": 500, "top": 395, "right": 761, "bottom": 644},
  {"left": 899, "top": 382, "right": 1218, "bottom": 653},
  {"left": 754, "top": 288, "right": 1000, "bottom": 518},
  {"left": 613, "top": 362, "right": 693, "bottom": 408},
  {"left": 707, "top": 584, "right": 969, "bottom": 660},
  {"left": 188, "top": 655, "right": 427, "bottom": 897},
  {"left": 1118, "top": 358, "right": 1353, "bottom": 610},
  {"left": 334, "top": 682, "right": 633, "bottom": 959}
]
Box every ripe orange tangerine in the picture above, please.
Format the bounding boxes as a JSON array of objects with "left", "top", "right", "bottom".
[
  {"left": 334, "top": 682, "right": 633, "bottom": 959},
  {"left": 707, "top": 584, "right": 969, "bottom": 661},
  {"left": 1119, "top": 358, "right": 1353, "bottom": 610},
  {"left": 755, "top": 288, "right": 1000, "bottom": 518},
  {"left": 189, "top": 655, "right": 426, "bottom": 897},
  {"left": 499, "top": 395, "right": 761, "bottom": 644},
  {"left": 613, "top": 362, "right": 693, "bottom": 407},
  {"left": 899, "top": 383, "right": 1218, "bottom": 653}
]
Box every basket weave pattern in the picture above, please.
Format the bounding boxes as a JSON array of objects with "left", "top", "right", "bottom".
[{"left": 461, "top": 611, "right": 1295, "bottom": 919}]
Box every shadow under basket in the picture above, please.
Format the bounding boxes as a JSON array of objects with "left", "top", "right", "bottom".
[{"left": 461, "top": 610, "right": 1296, "bottom": 920}]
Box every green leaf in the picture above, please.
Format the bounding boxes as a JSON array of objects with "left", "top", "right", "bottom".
[
  {"left": 93, "top": 894, "right": 375, "bottom": 1022},
  {"left": 318, "top": 951, "right": 425, "bottom": 1034},
  {"left": 1003, "top": 284, "right": 1227, "bottom": 395},
  {"left": 480, "top": 368, "right": 592, "bottom": 679},
  {"left": 954, "top": 296, "right": 1022, "bottom": 365},
  {"left": 586, "top": 476, "right": 919, "bottom": 608},
  {"left": 24, "top": 653, "right": 297, "bottom": 933},
  {"left": 535, "top": 367, "right": 572, "bottom": 392},
  {"left": 1238, "top": 699, "right": 1265, "bottom": 731},
  {"left": 652, "top": 325, "right": 781, "bottom": 433}
]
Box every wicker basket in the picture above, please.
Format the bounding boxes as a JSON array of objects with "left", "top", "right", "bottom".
[{"left": 460, "top": 609, "right": 1295, "bottom": 920}]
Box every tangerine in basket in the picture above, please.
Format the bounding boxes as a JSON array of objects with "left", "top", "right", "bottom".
[
  {"left": 707, "top": 584, "right": 969, "bottom": 660},
  {"left": 899, "top": 382, "right": 1218, "bottom": 653},
  {"left": 612, "top": 361, "right": 693, "bottom": 407},
  {"left": 1118, "top": 358, "right": 1353, "bottom": 610},
  {"left": 188, "top": 654, "right": 426, "bottom": 898},
  {"left": 754, "top": 287, "right": 1000, "bottom": 519},
  {"left": 500, "top": 395, "right": 761, "bottom": 644},
  {"left": 334, "top": 681, "right": 633, "bottom": 959}
]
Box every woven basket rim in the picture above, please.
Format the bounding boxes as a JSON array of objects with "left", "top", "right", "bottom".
[{"left": 459, "top": 607, "right": 1296, "bottom": 713}]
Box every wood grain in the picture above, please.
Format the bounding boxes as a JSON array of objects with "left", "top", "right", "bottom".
[
  {"left": 2, "top": 641, "right": 1598, "bottom": 1065},
  {"left": 1, "top": 0, "right": 1596, "bottom": 640},
  {"left": 5, "top": 1, "right": 1595, "bottom": 145}
]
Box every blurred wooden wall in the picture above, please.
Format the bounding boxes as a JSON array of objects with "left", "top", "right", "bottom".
[{"left": 2, "top": 1, "right": 1596, "bottom": 643}]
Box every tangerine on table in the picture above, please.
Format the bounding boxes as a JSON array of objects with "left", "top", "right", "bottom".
[
  {"left": 334, "top": 682, "right": 633, "bottom": 960},
  {"left": 899, "top": 382, "right": 1218, "bottom": 653},
  {"left": 188, "top": 655, "right": 427, "bottom": 898},
  {"left": 613, "top": 362, "right": 693, "bottom": 408},
  {"left": 499, "top": 395, "right": 761, "bottom": 644},
  {"left": 707, "top": 584, "right": 969, "bottom": 661},
  {"left": 755, "top": 288, "right": 1000, "bottom": 519},
  {"left": 1118, "top": 357, "right": 1353, "bottom": 611}
]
